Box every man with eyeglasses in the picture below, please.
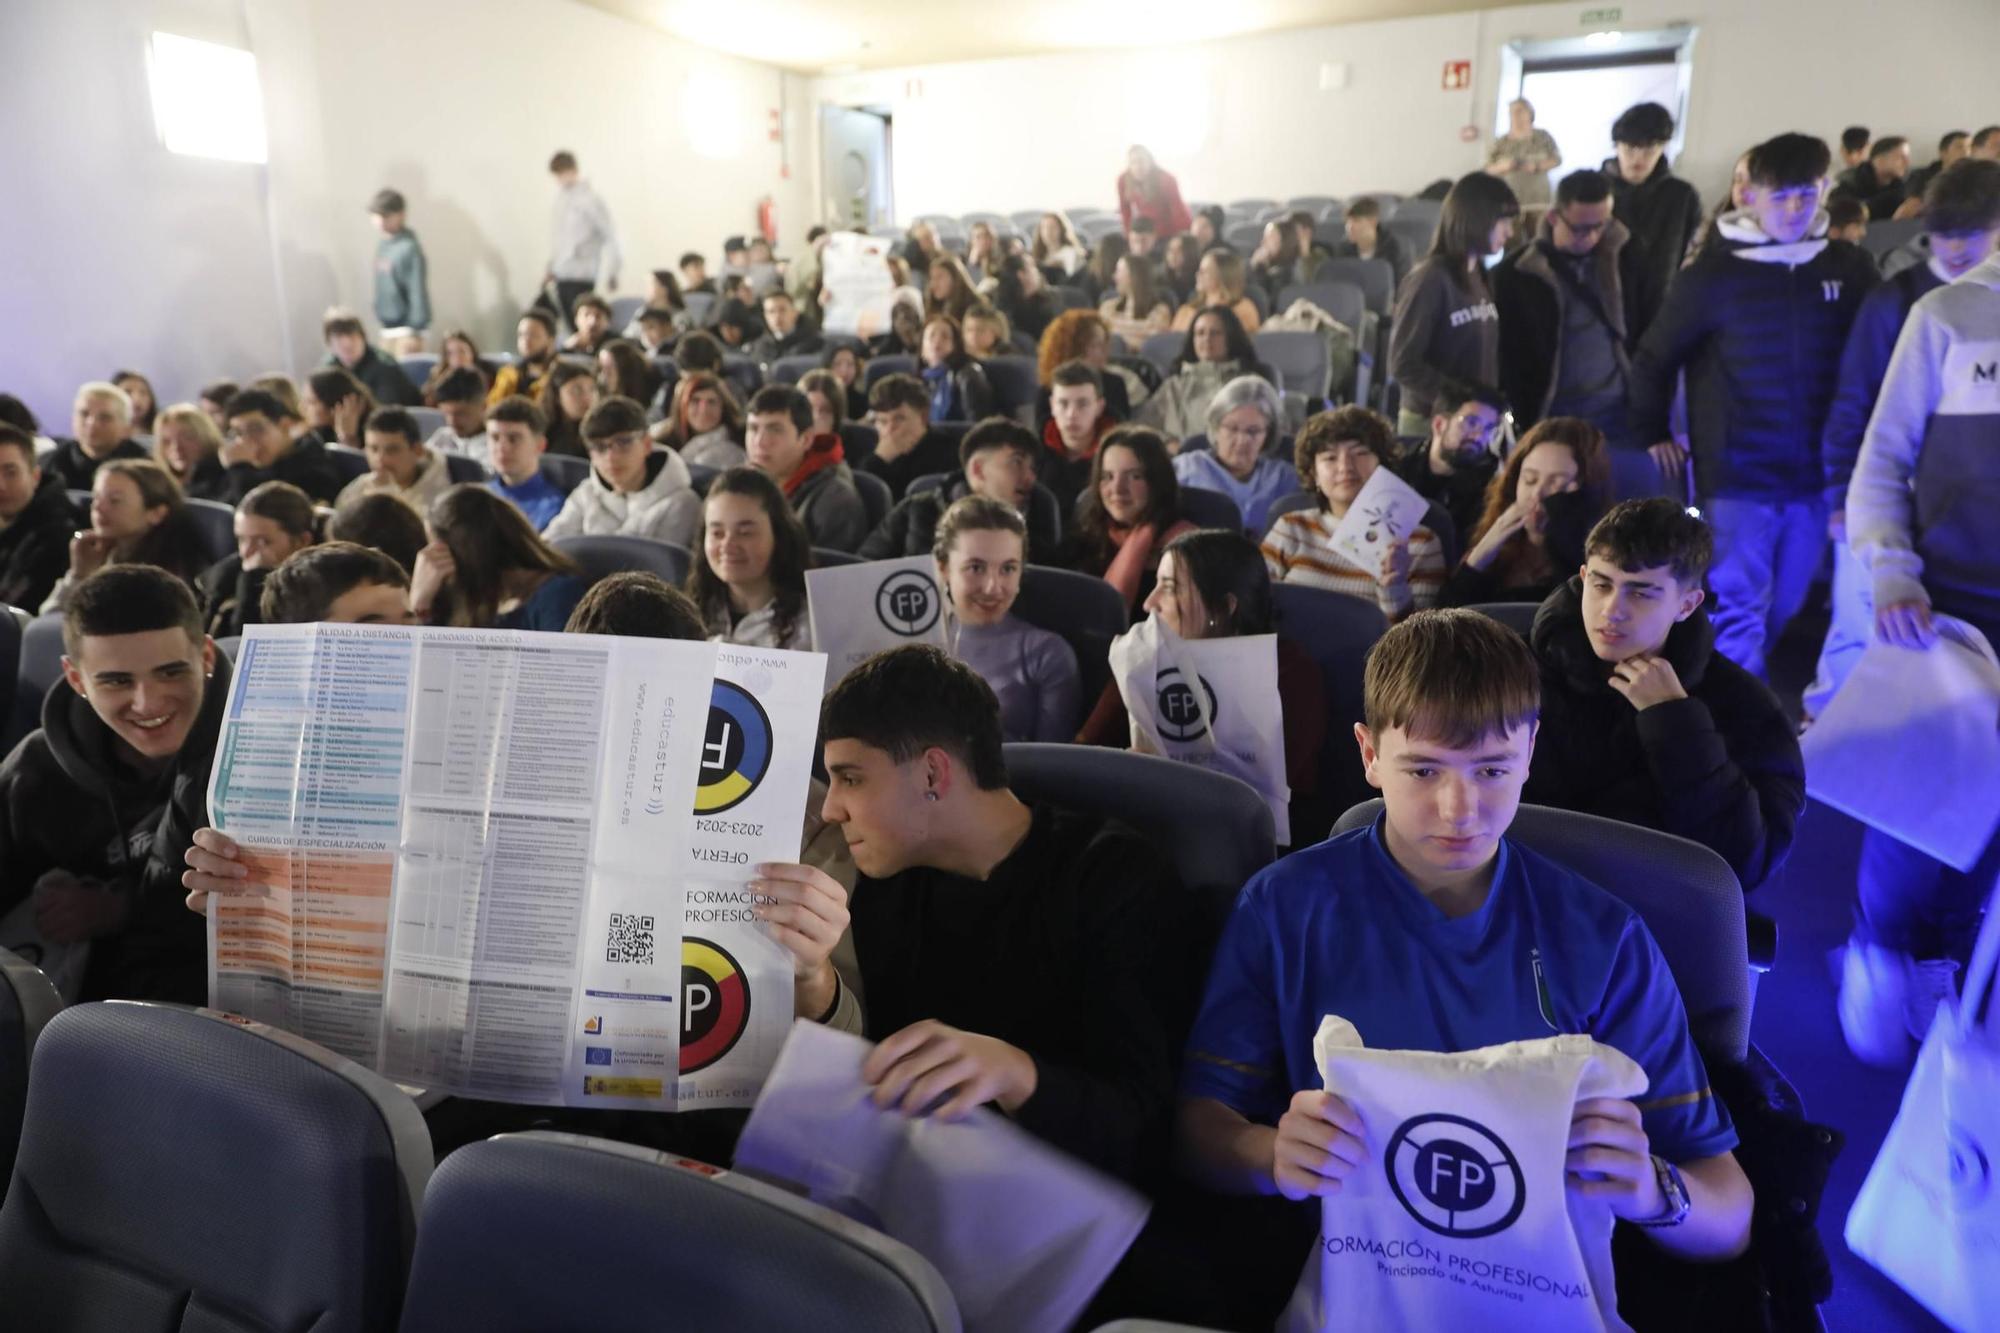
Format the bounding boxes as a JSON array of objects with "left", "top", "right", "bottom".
[
  {"left": 1388, "top": 377, "right": 1508, "bottom": 544},
  {"left": 1493, "top": 169, "right": 1663, "bottom": 468},
  {"left": 218, "top": 389, "right": 343, "bottom": 505},
  {"left": 542, "top": 396, "right": 700, "bottom": 547}
]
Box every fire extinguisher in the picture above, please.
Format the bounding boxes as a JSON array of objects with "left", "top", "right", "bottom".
[{"left": 757, "top": 195, "right": 778, "bottom": 247}]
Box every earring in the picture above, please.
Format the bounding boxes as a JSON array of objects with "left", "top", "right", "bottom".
[{"left": 923, "top": 791, "right": 939, "bottom": 803}]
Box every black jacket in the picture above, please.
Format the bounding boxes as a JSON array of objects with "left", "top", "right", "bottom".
[
  {"left": 857, "top": 476, "right": 1063, "bottom": 563},
  {"left": 747, "top": 326, "right": 826, "bottom": 367},
  {"left": 324, "top": 346, "right": 420, "bottom": 407},
  {"left": 1831, "top": 162, "right": 1910, "bottom": 221},
  {"left": 44, "top": 437, "right": 150, "bottom": 492},
  {"left": 0, "top": 651, "right": 230, "bottom": 1003},
  {"left": 1628, "top": 217, "right": 1878, "bottom": 501},
  {"left": 857, "top": 429, "right": 965, "bottom": 502},
  {"left": 224, "top": 436, "right": 345, "bottom": 505},
  {"left": 1602, "top": 156, "right": 1704, "bottom": 302},
  {"left": 933, "top": 361, "right": 996, "bottom": 423},
  {"left": 0, "top": 474, "right": 81, "bottom": 612},
  {"left": 197, "top": 553, "right": 273, "bottom": 639},
  {"left": 1523, "top": 578, "right": 1805, "bottom": 890},
  {"left": 1492, "top": 220, "right": 1662, "bottom": 427},
  {"left": 179, "top": 453, "right": 236, "bottom": 504}
]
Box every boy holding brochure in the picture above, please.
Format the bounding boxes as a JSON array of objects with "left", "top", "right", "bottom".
[{"left": 1173, "top": 610, "right": 1751, "bottom": 1318}]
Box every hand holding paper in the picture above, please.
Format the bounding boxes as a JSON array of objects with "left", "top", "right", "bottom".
[{"left": 1329, "top": 465, "right": 1429, "bottom": 574}]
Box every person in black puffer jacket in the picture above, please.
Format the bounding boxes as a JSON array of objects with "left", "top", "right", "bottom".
[
  {"left": 1628, "top": 132, "right": 1879, "bottom": 681},
  {"left": 1523, "top": 500, "right": 1805, "bottom": 892},
  {"left": 0, "top": 566, "right": 226, "bottom": 1003},
  {"left": 1602, "top": 102, "right": 1706, "bottom": 304}
]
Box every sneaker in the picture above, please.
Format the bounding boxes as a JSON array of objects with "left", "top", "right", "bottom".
[
  {"left": 1904, "top": 957, "right": 1961, "bottom": 1042},
  {"left": 1839, "top": 941, "right": 1915, "bottom": 1068}
]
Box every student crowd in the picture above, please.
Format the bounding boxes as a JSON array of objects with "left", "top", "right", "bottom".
[{"left": 3, "top": 105, "right": 1998, "bottom": 1329}]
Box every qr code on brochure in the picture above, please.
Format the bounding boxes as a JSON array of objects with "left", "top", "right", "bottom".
[{"left": 606, "top": 913, "right": 655, "bottom": 966}]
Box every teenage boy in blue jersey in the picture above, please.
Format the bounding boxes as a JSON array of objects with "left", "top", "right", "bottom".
[{"left": 1174, "top": 609, "right": 1753, "bottom": 1266}]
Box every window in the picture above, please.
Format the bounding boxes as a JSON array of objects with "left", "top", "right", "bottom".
[{"left": 147, "top": 32, "right": 268, "bottom": 164}]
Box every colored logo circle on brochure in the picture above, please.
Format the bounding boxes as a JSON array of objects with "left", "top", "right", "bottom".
[
  {"left": 695, "top": 680, "right": 772, "bottom": 815},
  {"left": 875, "top": 569, "right": 942, "bottom": 636},
  {"left": 680, "top": 937, "right": 750, "bottom": 1074},
  {"left": 1155, "top": 666, "right": 1218, "bottom": 743},
  {"left": 1386, "top": 1113, "right": 1525, "bottom": 1238}
]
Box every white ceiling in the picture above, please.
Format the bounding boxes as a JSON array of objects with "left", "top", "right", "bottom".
[{"left": 580, "top": 0, "right": 1487, "bottom": 73}]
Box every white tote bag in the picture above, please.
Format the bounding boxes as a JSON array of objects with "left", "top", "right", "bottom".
[
  {"left": 1802, "top": 616, "right": 2000, "bottom": 871},
  {"left": 1109, "top": 615, "right": 1290, "bottom": 844},
  {"left": 1846, "top": 886, "right": 2000, "bottom": 1332},
  {"left": 1281, "top": 1017, "right": 1647, "bottom": 1333}
]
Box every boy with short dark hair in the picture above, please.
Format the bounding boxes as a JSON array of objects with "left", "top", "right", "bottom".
[
  {"left": 1175, "top": 608, "right": 1752, "bottom": 1290},
  {"left": 543, "top": 396, "right": 700, "bottom": 547},
  {"left": 1629, "top": 131, "right": 1878, "bottom": 679},
  {"left": 259, "top": 541, "right": 415, "bottom": 625},
  {"left": 1604, "top": 102, "right": 1704, "bottom": 302},
  {"left": 428, "top": 367, "right": 491, "bottom": 463},
  {"left": 858, "top": 417, "right": 1055, "bottom": 559},
  {"left": 679, "top": 250, "right": 714, "bottom": 296},
  {"left": 336, "top": 407, "right": 449, "bottom": 512},
  {"left": 0, "top": 566, "right": 223, "bottom": 1002},
  {"left": 320, "top": 309, "right": 419, "bottom": 406},
  {"left": 488, "top": 310, "right": 559, "bottom": 406},
  {"left": 0, "top": 423, "right": 83, "bottom": 610},
  {"left": 1840, "top": 126, "right": 1872, "bottom": 170},
  {"left": 1524, "top": 499, "right": 1804, "bottom": 889},
  {"left": 859, "top": 373, "right": 961, "bottom": 500},
  {"left": 562, "top": 292, "right": 614, "bottom": 355},
  {"left": 368, "top": 187, "right": 430, "bottom": 350},
  {"left": 1043, "top": 360, "right": 1115, "bottom": 513},
  {"left": 482, "top": 395, "right": 565, "bottom": 530},
  {"left": 1833, "top": 136, "right": 1913, "bottom": 220},
  {"left": 749, "top": 289, "right": 825, "bottom": 365},
  {"left": 1825, "top": 194, "right": 1870, "bottom": 247},
  {"left": 219, "top": 389, "right": 343, "bottom": 504},
  {"left": 744, "top": 384, "right": 867, "bottom": 552},
  {"left": 1329, "top": 196, "right": 1409, "bottom": 287}
]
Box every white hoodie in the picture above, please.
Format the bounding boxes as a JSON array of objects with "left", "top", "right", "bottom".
[{"left": 544, "top": 447, "right": 700, "bottom": 548}]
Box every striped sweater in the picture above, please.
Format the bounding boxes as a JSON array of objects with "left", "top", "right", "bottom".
[{"left": 1260, "top": 507, "right": 1446, "bottom": 621}]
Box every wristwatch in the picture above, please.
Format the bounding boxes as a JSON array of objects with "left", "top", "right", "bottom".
[{"left": 1634, "top": 1154, "right": 1691, "bottom": 1228}]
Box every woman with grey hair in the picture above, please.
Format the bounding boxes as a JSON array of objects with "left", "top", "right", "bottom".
[{"left": 1170, "top": 374, "right": 1300, "bottom": 533}]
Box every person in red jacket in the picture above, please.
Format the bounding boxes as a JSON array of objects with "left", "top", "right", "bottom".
[{"left": 1117, "top": 145, "right": 1193, "bottom": 239}]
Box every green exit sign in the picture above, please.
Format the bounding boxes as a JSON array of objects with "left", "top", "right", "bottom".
[{"left": 1581, "top": 6, "right": 1622, "bottom": 23}]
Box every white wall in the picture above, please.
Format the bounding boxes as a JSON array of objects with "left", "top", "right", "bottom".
[
  {"left": 2, "top": 0, "right": 811, "bottom": 428},
  {"left": 812, "top": 0, "right": 2000, "bottom": 225}
]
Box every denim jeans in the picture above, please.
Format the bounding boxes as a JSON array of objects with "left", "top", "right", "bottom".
[
  {"left": 1704, "top": 495, "right": 1828, "bottom": 680},
  {"left": 1854, "top": 824, "right": 2000, "bottom": 960}
]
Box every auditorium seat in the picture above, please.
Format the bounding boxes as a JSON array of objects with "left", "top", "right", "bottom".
[
  {"left": 1252, "top": 329, "right": 1333, "bottom": 398},
  {"left": 1286, "top": 196, "right": 1344, "bottom": 220},
  {"left": 397, "top": 1131, "right": 959, "bottom": 1333},
  {"left": 14, "top": 613, "right": 64, "bottom": 742},
  {"left": 398, "top": 354, "right": 437, "bottom": 391},
  {"left": 0, "top": 1002, "right": 431, "bottom": 1332},
  {"left": 719, "top": 354, "right": 762, "bottom": 404},
  {"left": 1333, "top": 800, "right": 1755, "bottom": 1060},
  {"left": 1225, "top": 223, "right": 1264, "bottom": 253},
  {"left": 408, "top": 406, "right": 446, "bottom": 440},
  {"left": 853, "top": 469, "right": 893, "bottom": 529},
  {"left": 551, "top": 535, "right": 691, "bottom": 585},
  {"left": 0, "top": 949, "right": 61, "bottom": 1202},
  {"left": 327, "top": 443, "right": 371, "bottom": 484},
  {"left": 1005, "top": 744, "right": 1274, "bottom": 915},
  {"left": 0, "top": 608, "right": 22, "bottom": 753},
  {"left": 1139, "top": 332, "right": 1183, "bottom": 375},
  {"left": 1385, "top": 215, "right": 1436, "bottom": 261},
  {"left": 1230, "top": 198, "right": 1280, "bottom": 215},
  {"left": 1860, "top": 216, "right": 1923, "bottom": 259},
  {"left": 812, "top": 547, "right": 864, "bottom": 567},
  {"left": 441, "top": 453, "right": 491, "bottom": 484},
  {"left": 607, "top": 295, "right": 644, "bottom": 330},
  {"left": 1314, "top": 257, "right": 1395, "bottom": 316},
  {"left": 539, "top": 454, "right": 590, "bottom": 495},
  {"left": 1178, "top": 485, "right": 1247, "bottom": 533},
  {"left": 687, "top": 461, "right": 720, "bottom": 496},
  {"left": 1012, "top": 564, "right": 1128, "bottom": 721},
  {"left": 769, "top": 353, "right": 822, "bottom": 386},
  {"left": 1468, "top": 601, "right": 1540, "bottom": 637},
  {"left": 909, "top": 473, "right": 1065, "bottom": 547},
  {"left": 1272, "top": 583, "right": 1387, "bottom": 824},
  {"left": 864, "top": 354, "right": 919, "bottom": 390}
]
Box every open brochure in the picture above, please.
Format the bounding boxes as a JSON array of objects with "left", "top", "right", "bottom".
[{"left": 204, "top": 623, "right": 825, "bottom": 1111}]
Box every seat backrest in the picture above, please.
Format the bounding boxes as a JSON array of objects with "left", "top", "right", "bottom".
[
  {"left": 1332, "top": 801, "right": 1752, "bottom": 1060},
  {"left": 607, "top": 294, "right": 645, "bottom": 329},
  {"left": 1179, "top": 485, "right": 1248, "bottom": 533},
  {"left": 687, "top": 462, "right": 720, "bottom": 497},
  {"left": 1468, "top": 601, "right": 1539, "bottom": 637},
  {"left": 813, "top": 546, "right": 865, "bottom": 567},
  {"left": 840, "top": 421, "right": 879, "bottom": 465},
  {"left": 1275, "top": 281, "right": 1365, "bottom": 336},
  {"left": 1140, "top": 332, "right": 1184, "bottom": 375},
  {"left": 0, "top": 949, "right": 60, "bottom": 1200},
  {"left": 1004, "top": 744, "right": 1274, "bottom": 909},
  {"left": 1389, "top": 197, "right": 1442, "bottom": 225},
  {"left": 1386, "top": 216, "right": 1436, "bottom": 259},
  {"left": 0, "top": 610, "right": 20, "bottom": 756},
  {"left": 398, "top": 354, "right": 437, "bottom": 391},
  {"left": 1076, "top": 216, "right": 1125, "bottom": 243},
  {"left": 551, "top": 535, "right": 691, "bottom": 586},
  {"left": 1225, "top": 222, "right": 1265, "bottom": 253},
  {"left": 1288, "top": 195, "right": 1344, "bottom": 217},
  {"left": 1230, "top": 198, "right": 1279, "bottom": 214},
  {"left": 327, "top": 443, "right": 372, "bottom": 483},
  {"left": 1861, "top": 216, "right": 1924, "bottom": 259},
  {"left": 407, "top": 406, "right": 446, "bottom": 441},
  {"left": 538, "top": 453, "right": 591, "bottom": 495},
  {"left": 720, "top": 354, "right": 763, "bottom": 403},
  {"left": 960, "top": 211, "right": 1007, "bottom": 229},
  {"left": 442, "top": 453, "right": 491, "bottom": 484},
  {"left": 0, "top": 1001, "right": 431, "bottom": 1332},
  {"left": 1008, "top": 209, "right": 1049, "bottom": 232},
  {"left": 770, "top": 353, "right": 822, "bottom": 386},
  {"left": 1252, "top": 329, "right": 1332, "bottom": 398},
  {"left": 1272, "top": 584, "right": 1387, "bottom": 811},
  {"left": 1313, "top": 258, "right": 1395, "bottom": 315},
  {"left": 398, "top": 1132, "right": 958, "bottom": 1333},
  {"left": 1012, "top": 564, "right": 1128, "bottom": 718},
  {"left": 15, "top": 613, "right": 65, "bottom": 741},
  {"left": 1112, "top": 354, "right": 1163, "bottom": 395},
  {"left": 1419, "top": 499, "right": 1459, "bottom": 571},
  {"left": 852, "top": 469, "right": 893, "bottom": 528},
  {"left": 682, "top": 291, "right": 717, "bottom": 325},
  {"left": 864, "top": 354, "right": 919, "bottom": 389}
]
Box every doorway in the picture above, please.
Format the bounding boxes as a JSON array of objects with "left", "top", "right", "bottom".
[
  {"left": 819, "top": 104, "right": 894, "bottom": 231},
  {"left": 1494, "top": 28, "right": 1695, "bottom": 188}
]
